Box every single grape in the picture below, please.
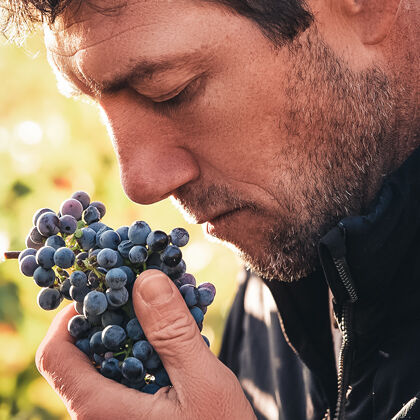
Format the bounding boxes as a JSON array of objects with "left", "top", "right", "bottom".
[
  {"left": 37, "top": 288, "right": 63, "bottom": 310},
  {"left": 33, "top": 267, "right": 56, "bottom": 287},
  {"left": 70, "top": 271, "right": 88, "bottom": 288},
  {"left": 74, "top": 300, "right": 84, "bottom": 315},
  {"left": 29, "top": 226, "right": 45, "bottom": 245},
  {"left": 97, "top": 248, "right": 118, "bottom": 269},
  {"left": 59, "top": 215, "right": 78, "bottom": 235},
  {"left": 33, "top": 208, "right": 55, "bottom": 226},
  {"left": 197, "top": 286, "right": 215, "bottom": 307},
  {"left": 160, "top": 245, "right": 182, "bottom": 267},
  {"left": 154, "top": 368, "right": 171, "bottom": 387},
  {"left": 59, "top": 278, "right": 72, "bottom": 300},
  {"left": 169, "top": 227, "right": 189, "bottom": 247},
  {"left": 126, "top": 319, "right": 144, "bottom": 341},
  {"left": 90, "top": 331, "right": 108, "bottom": 354},
  {"left": 179, "top": 284, "right": 199, "bottom": 307},
  {"left": 75, "top": 338, "right": 91, "bottom": 356},
  {"left": 106, "top": 287, "right": 129, "bottom": 308},
  {"left": 71, "top": 191, "right": 91, "bottom": 210},
  {"left": 90, "top": 201, "right": 106, "bottom": 219},
  {"left": 19, "top": 255, "right": 39, "bottom": 277},
  {"left": 45, "top": 235, "right": 65, "bottom": 250},
  {"left": 143, "top": 351, "right": 162, "bottom": 371},
  {"left": 68, "top": 315, "right": 91, "bottom": 339},
  {"left": 76, "top": 251, "right": 89, "bottom": 263},
  {"left": 99, "top": 230, "right": 121, "bottom": 250},
  {"left": 132, "top": 340, "right": 153, "bottom": 362},
  {"left": 84, "top": 291, "right": 108, "bottom": 316},
  {"left": 162, "top": 259, "right": 186, "bottom": 280},
  {"left": 146, "top": 230, "right": 169, "bottom": 253},
  {"left": 60, "top": 198, "right": 84, "bottom": 220},
  {"left": 102, "top": 325, "right": 126, "bottom": 350},
  {"left": 116, "top": 226, "right": 129, "bottom": 241},
  {"left": 128, "top": 245, "right": 148, "bottom": 265},
  {"left": 83, "top": 205, "right": 101, "bottom": 224},
  {"left": 100, "top": 358, "right": 122, "bottom": 381},
  {"left": 146, "top": 252, "right": 163, "bottom": 270},
  {"left": 122, "top": 357, "right": 145, "bottom": 382},
  {"left": 119, "top": 266, "right": 136, "bottom": 290},
  {"left": 105, "top": 268, "right": 127, "bottom": 290},
  {"left": 95, "top": 225, "right": 113, "bottom": 247},
  {"left": 198, "top": 282, "right": 216, "bottom": 296},
  {"left": 35, "top": 246, "right": 56, "bottom": 269},
  {"left": 101, "top": 310, "right": 124, "bottom": 328},
  {"left": 18, "top": 248, "right": 36, "bottom": 262},
  {"left": 36, "top": 212, "right": 60, "bottom": 237},
  {"left": 87, "top": 222, "right": 106, "bottom": 233},
  {"left": 70, "top": 284, "right": 91, "bottom": 302},
  {"left": 25, "top": 234, "right": 42, "bottom": 250},
  {"left": 128, "top": 221, "right": 151, "bottom": 245},
  {"left": 175, "top": 273, "right": 196, "bottom": 288},
  {"left": 117, "top": 240, "right": 134, "bottom": 259},
  {"left": 190, "top": 306, "right": 204, "bottom": 325},
  {"left": 54, "top": 247, "right": 75, "bottom": 269}
]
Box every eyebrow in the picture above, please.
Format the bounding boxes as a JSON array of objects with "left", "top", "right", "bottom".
[{"left": 67, "top": 50, "right": 208, "bottom": 99}]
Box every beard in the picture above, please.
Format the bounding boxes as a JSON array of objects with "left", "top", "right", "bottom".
[{"left": 172, "top": 27, "right": 398, "bottom": 282}]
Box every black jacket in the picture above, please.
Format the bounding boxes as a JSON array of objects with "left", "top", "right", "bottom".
[{"left": 219, "top": 146, "right": 420, "bottom": 420}]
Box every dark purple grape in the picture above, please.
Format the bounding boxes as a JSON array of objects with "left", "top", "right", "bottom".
[
  {"left": 94, "top": 353, "right": 104, "bottom": 365},
  {"left": 87, "top": 222, "right": 106, "bottom": 233},
  {"left": 37, "top": 212, "right": 60, "bottom": 237},
  {"left": 53, "top": 247, "right": 75, "bottom": 269},
  {"left": 59, "top": 278, "right": 72, "bottom": 300},
  {"left": 132, "top": 340, "right": 153, "bottom": 362},
  {"left": 154, "top": 368, "right": 171, "bottom": 387},
  {"left": 45, "top": 235, "right": 65, "bottom": 250},
  {"left": 122, "top": 357, "right": 144, "bottom": 382},
  {"left": 146, "top": 252, "right": 163, "bottom": 269},
  {"left": 106, "top": 287, "right": 129, "bottom": 308},
  {"left": 60, "top": 199, "right": 83, "bottom": 220},
  {"left": 29, "top": 226, "right": 45, "bottom": 245},
  {"left": 162, "top": 259, "right": 186, "bottom": 280},
  {"left": 25, "top": 234, "right": 42, "bottom": 250},
  {"left": 70, "top": 284, "right": 91, "bottom": 302},
  {"left": 71, "top": 191, "right": 91, "bottom": 210},
  {"left": 95, "top": 225, "right": 112, "bottom": 247},
  {"left": 169, "top": 227, "right": 189, "bottom": 247},
  {"left": 146, "top": 230, "right": 168, "bottom": 253},
  {"left": 84, "top": 291, "right": 108, "bottom": 316},
  {"left": 19, "top": 255, "right": 39, "bottom": 276},
  {"left": 90, "top": 201, "right": 106, "bottom": 219},
  {"left": 197, "top": 286, "right": 215, "bottom": 306},
  {"left": 143, "top": 351, "right": 162, "bottom": 371},
  {"left": 97, "top": 248, "right": 118, "bottom": 269},
  {"left": 116, "top": 226, "right": 129, "bottom": 241},
  {"left": 101, "top": 325, "right": 126, "bottom": 350},
  {"left": 119, "top": 266, "right": 136, "bottom": 288},
  {"left": 78, "top": 227, "right": 96, "bottom": 251},
  {"left": 105, "top": 268, "right": 127, "bottom": 290},
  {"left": 190, "top": 306, "right": 204, "bottom": 325},
  {"left": 75, "top": 338, "right": 91, "bottom": 356},
  {"left": 179, "top": 284, "right": 199, "bottom": 307},
  {"left": 59, "top": 215, "right": 77, "bottom": 235},
  {"left": 175, "top": 273, "right": 196, "bottom": 288},
  {"left": 126, "top": 318, "right": 144, "bottom": 341},
  {"left": 128, "top": 221, "right": 151, "bottom": 246},
  {"left": 76, "top": 251, "right": 89, "bottom": 263},
  {"left": 33, "top": 267, "right": 56, "bottom": 287},
  {"left": 35, "top": 246, "right": 56, "bottom": 269},
  {"left": 33, "top": 208, "right": 55, "bottom": 226},
  {"left": 128, "top": 245, "right": 148, "bottom": 265},
  {"left": 90, "top": 331, "right": 108, "bottom": 354},
  {"left": 74, "top": 301, "right": 84, "bottom": 315},
  {"left": 68, "top": 315, "right": 91, "bottom": 339},
  {"left": 99, "top": 230, "right": 121, "bottom": 250},
  {"left": 37, "top": 288, "right": 63, "bottom": 310},
  {"left": 101, "top": 310, "right": 124, "bottom": 328},
  {"left": 117, "top": 240, "right": 134, "bottom": 259},
  {"left": 100, "top": 358, "right": 122, "bottom": 381},
  {"left": 83, "top": 205, "right": 101, "bottom": 224},
  {"left": 160, "top": 245, "right": 182, "bottom": 267},
  {"left": 18, "top": 248, "right": 36, "bottom": 262},
  {"left": 70, "top": 271, "right": 87, "bottom": 288}
]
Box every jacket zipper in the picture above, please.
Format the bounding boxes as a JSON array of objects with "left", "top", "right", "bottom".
[{"left": 332, "top": 256, "right": 357, "bottom": 420}]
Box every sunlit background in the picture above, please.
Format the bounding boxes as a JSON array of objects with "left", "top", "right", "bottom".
[{"left": 0, "top": 33, "right": 241, "bottom": 420}]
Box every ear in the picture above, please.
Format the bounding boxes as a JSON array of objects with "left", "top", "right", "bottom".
[{"left": 341, "top": 0, "right": 402, "bottom": 45}]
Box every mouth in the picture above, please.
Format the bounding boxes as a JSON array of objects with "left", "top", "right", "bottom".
[{"left": 207, "top": 208, "right": 243, "bottom": 225}]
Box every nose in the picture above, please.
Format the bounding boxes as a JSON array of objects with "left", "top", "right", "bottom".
[{"left": 100, "top": 95, "right": 200, "bottom": 205}]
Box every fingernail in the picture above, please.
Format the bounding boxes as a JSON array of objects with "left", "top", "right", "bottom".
[{"left": 138, "top": 272, "right": 173, "bottom": 305}]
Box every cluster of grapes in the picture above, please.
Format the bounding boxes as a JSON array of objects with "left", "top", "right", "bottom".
[{"left": 9, "top": 191, "right": 216, "bottom": 394}]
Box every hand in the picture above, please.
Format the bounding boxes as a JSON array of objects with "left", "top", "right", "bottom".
[{"left": 35, "top": 269, "right": 256, "bottom": 420}]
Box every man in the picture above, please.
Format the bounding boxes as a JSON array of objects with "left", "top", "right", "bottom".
[{"left": 1, "top": 0, "right": 418, "bottom": 418}]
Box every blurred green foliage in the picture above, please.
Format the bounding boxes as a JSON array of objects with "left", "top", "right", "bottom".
[{"left": 0, "top": 34, "right": 241, "bottom": 419}]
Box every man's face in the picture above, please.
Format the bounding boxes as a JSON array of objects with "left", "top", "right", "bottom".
[{"left": 45, "top": 0, "right": 395, "bottom": 281}]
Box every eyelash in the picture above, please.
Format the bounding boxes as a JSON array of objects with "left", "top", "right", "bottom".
[{"left": 151, "top": 78, "right": 200, "bottom": 115}]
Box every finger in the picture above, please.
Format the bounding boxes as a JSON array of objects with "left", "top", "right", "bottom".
[
  {"left": 132, "top": 270, "right": 223, "bottom": 397},
  {"left": 35, "top": 303, "right": 158, "bottom": 419}
]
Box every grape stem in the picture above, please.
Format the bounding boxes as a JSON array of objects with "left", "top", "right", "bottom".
[{"left": 3, "top": 251, "right": 21, "bottom": 260}]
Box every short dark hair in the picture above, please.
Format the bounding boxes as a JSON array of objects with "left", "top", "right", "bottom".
[{"left": 1, "top": 0, "right": 313, "bottom": 46}]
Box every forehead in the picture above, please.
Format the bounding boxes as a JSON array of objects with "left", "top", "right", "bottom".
[{"left": 44, "top": 0, "right": 228, "bottom": 87}]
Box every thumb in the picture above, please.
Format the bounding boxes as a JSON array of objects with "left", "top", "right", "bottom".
[{"left": 132, "top": 269, "right": 215, "bottom": 392}]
